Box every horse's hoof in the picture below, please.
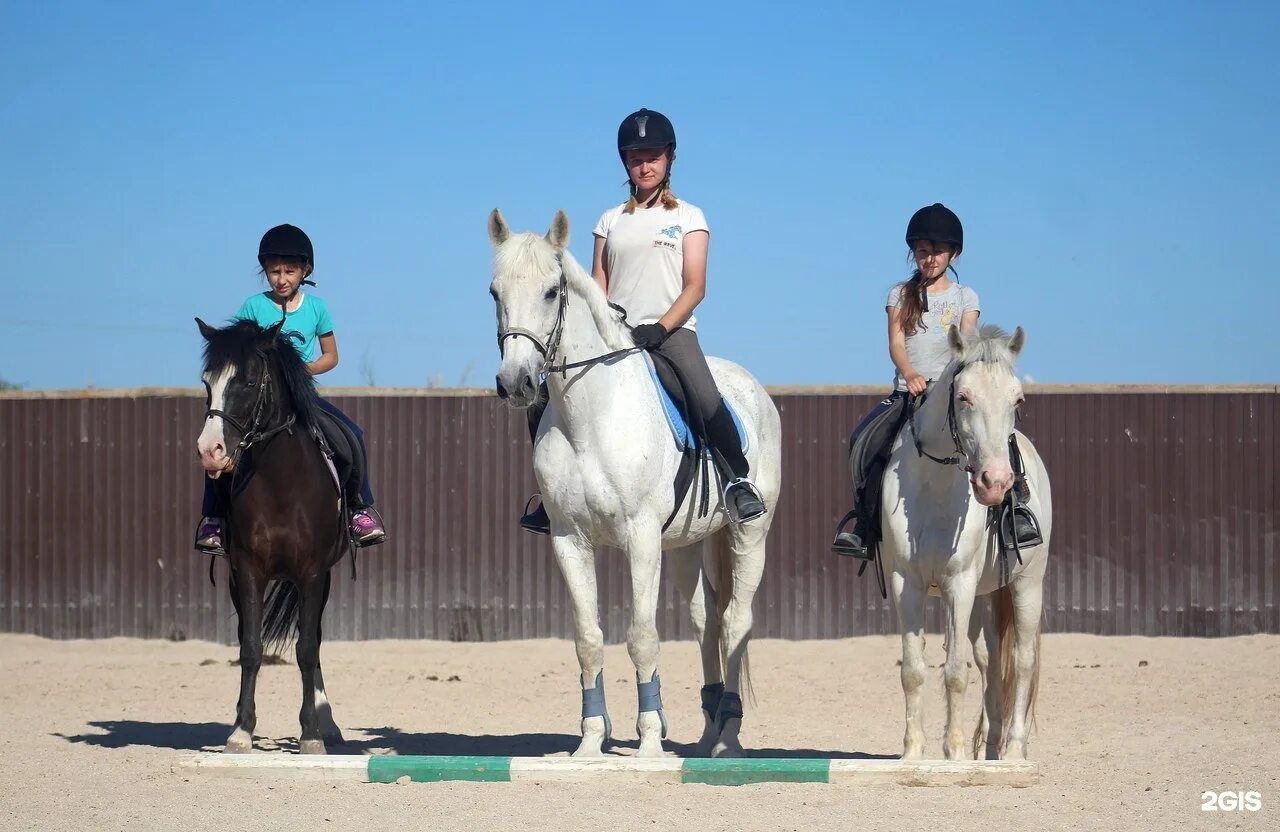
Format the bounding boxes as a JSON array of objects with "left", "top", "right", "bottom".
[
  {"left": 570, "top": 740, "right": 606, "bottom": 758},
  {"left": 224, "top": 728, "right": 252, "bottom": 754},
  {"left": 711, "top": 741, "right": 744, "bottom": 759},
  {"left": 300, "top": 739, "right": 327, "bottom": 755},
  {"left": 635, "top": 739, "right": 666, "bottom": 759}
]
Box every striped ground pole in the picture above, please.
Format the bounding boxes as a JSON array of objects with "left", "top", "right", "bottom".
[{"left": 175, "top": 754, "right": 1039, "bottom": 787}]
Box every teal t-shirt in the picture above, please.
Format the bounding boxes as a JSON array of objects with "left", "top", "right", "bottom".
[{"left": 235, "top": 292, "right": 335, "bottom": 362}]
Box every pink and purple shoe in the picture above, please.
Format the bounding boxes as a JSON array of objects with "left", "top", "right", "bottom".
[
  {"left": 351, "top": 507, "right": 387, "bottom": 547},
  {"left": 194, "top": 517, "right": 226, "bottom": 557}
]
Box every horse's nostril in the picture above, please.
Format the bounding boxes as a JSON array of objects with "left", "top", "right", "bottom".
[
  {"left": 519, "top": 377, "right": 535, "bottom": 398},
  {"left": 495, "top": 375, "right": 509, "bottom": 400}
]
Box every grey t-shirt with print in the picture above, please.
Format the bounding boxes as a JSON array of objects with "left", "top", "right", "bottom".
[{"left": 887, "top": 281, "right": 980, "bottom": 391}]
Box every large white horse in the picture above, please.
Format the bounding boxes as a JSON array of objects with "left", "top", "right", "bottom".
[
  {"left": 487, "top": 209, "right": 781, "bottom": 758},
  {"left": 879, "top": 325, "right": 1051, "bottom": 760}
]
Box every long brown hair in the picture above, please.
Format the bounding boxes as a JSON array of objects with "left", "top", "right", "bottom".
[
  {"left": 624, "top": 148, "right": 679, "bottom": 213},
  {"left": 897, "top": 244, "right": 958, "bottom": 336}
]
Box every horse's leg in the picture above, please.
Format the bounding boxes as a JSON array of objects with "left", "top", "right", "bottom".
[
  {"left": 1004, "top": 573, "right": 1044, "bottom": 760},
  {"left": 712, "top": 524, "right": 766, "bottom": 759},
  {"left": 891, "top": 569, "right": 928, "bottom": 760},
  {"left": 941, "top": 573, "right": 978, "bottom": 759},
  {"left": 551, "top": 532, "right": 610, "bottom": 757},
  {"left": 295, "top": 576, "right": 328, "bottom": 755},
  {"left": 226, "top": 566, "right": 264, "bottom": 753},
  {"left": 668, "top": 545, "right": 721, "bottom": 755},
  {"left": 625, "top": 525, "right": 666, "bottom": 758},
  {"left": 969, "top": 595, "right": 1003, "bottom": 759},
  {"left": 312, "top": 573, "right": 343, "bottom": 744}
]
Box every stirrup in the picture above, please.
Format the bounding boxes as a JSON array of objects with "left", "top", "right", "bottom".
[
  {"left": 831, "top": 509, "right": 872, "bottom": 560},
  {"left": 724, "top": 478, "right": 766, "bottom": 524},
  {"left": 519, "top": 494, "right": 550, "bottom": 536},
  {"left": 997, "top": 500, "right": 1043, "bottom": 553}
]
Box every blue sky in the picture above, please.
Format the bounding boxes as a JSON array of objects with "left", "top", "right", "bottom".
[{"left": 1, "top": 0, "right": 1275, "bottom": 389}]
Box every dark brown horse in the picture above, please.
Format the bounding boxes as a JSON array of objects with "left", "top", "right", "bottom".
[{"left": 195, "top": 317, "right": 347, "bottom": 754}]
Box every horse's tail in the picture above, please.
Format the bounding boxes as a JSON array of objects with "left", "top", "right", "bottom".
[
  {"left": 262, "top": 580, "right": 300, "bottom": 655},
  {"left": 993, "top": 583, "right": 1041, "bottom": 754},
  {"left": 712, "top": 527, "right": 754, "bottom": 706}
]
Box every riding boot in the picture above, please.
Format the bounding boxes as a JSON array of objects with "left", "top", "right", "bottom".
[
  {"left": 705, "top": 403, "right": 766, "bottom": 524},
  {"left": 519, "top": 398, "right": 551, "bottom": 535},
  {"left": 1007, "top": 435, "right": 1042, "bottom": 548}
]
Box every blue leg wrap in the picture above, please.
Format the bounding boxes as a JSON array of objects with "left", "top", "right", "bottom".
[
  {"left": 716, "top": 691, "right": 744, "bottom": 733},
  {"left": 637, "top": 671, "right": 668, "bottom": 740},
  {"left": 580, "top": 670, "right": 612, "bottom": 742},
  {"left": 700, "top": 682, "right": 725, "bottom": 722}
]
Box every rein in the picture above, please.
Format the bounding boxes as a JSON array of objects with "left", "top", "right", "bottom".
[
  {"left": 496, "top": 252, "right": 643, "bottom": 377},
  {"left": 907, "top": 365, "right": 967, "bottom": 467}
]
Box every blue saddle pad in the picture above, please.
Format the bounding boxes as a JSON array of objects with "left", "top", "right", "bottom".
[{"left": 645, "top": 355, "right": 748, "bottom": 454}]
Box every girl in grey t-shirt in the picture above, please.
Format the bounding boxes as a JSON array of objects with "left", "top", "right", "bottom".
[{"left": 833, "top": 203, "right": 980, "bottom": 559}]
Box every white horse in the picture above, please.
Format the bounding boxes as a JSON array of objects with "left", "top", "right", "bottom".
[
  {"left": 879, "top": 325, "right": 1051, "bottom": 760},
  {"left": 487, "top": 209, "right": 782, "bottom": 758}
]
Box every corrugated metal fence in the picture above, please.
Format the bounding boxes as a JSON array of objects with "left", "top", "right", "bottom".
[{"left": 1, "top": 387, "right": 1275, "bottom": 641}]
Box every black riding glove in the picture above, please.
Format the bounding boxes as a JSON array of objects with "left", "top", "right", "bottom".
[{"left": 631, "top": 323, "right": 669, "bottom": 350}]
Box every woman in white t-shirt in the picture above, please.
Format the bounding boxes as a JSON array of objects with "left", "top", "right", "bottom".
[{"left": 518, "top": 108, "right": 766, "bottom": 535}]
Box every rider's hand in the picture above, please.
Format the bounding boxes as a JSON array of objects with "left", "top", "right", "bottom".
[
  {"left": 631, "top": 323, "right": 669, "bottom": 350},
  {"left": 906, "top": 372, "right": 928, "bottom": 396}
]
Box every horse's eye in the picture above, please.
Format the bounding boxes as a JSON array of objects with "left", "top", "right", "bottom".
[
  {"left": 543, "top": 287, "right": 558, "bottom": 301},
  {"left": 957, "top": 392, "right": 973, "bottom": 406}
]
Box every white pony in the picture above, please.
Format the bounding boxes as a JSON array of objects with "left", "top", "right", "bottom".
[
  {"left": 879, "top": 325, "right": 1051, "bottom": 760},
  {"left": 488, "top": 209, "right": 782, "bottom": 758}
]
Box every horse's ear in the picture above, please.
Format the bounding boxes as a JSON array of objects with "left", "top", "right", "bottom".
[
  {"left": 546, "top": 210, "right": 570, "bottom": 251},
  {"left": 260, "top": 318, "right": 284, "bottom": 347},
  {"left": 196, "top": 317, "right": 217, "bottom": 341},
  {"left": 947, "top": 324, "right": 965, "bottom": 355},
  {"left": 1008, "top": 326, "right": 1025, "bottom": 357},
  {"left": 488, "top": 208, "right": 510, "bottom": 248}
]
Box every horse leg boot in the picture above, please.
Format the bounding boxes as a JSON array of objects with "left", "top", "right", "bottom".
[
  {"left": 711, "top": 523, "right": 766, "bottom": 758},
  {"left": 706, "top": 403, "right": 766, "bottom": 523},
  {"left": 669, "top": 548, "right": 722, "bottom": 755},
  {"left": 551, "top": 532, "right": 610, "bottom": 756},
  {"left": 626, "top": 528, "right": 667, "bottom": 757}
]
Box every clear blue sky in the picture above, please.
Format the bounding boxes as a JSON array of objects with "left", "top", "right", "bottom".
[{"left": 1, "top": 1, "right": 1276, "bottom": 389}]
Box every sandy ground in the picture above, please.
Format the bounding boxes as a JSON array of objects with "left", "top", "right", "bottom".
[{"left": 0, "top": 633, "right": 1276, "bottom": 831}]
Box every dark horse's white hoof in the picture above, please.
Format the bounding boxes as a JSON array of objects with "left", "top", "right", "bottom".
[{"left": 300, "top": 739, "right": 327, "bottom": 755}]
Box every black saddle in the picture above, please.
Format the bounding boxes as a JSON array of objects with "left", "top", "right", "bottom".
[{"left": 313, "top": 410, "right": 366, "bottom": 507}]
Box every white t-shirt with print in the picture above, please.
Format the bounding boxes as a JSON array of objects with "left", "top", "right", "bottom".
[
  {"left": 887, "top": 281, "right": 981, "bottom": 391},
  {"left": 593, "top": 199, "right": 709, "bottom": 332}
]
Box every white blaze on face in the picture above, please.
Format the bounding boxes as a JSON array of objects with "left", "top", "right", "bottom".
[{"left": 197, "top": 364, "right": 236, "bottom": 472}]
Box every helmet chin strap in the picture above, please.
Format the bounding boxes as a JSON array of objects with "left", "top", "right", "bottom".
[{"left": 918, "top": 264, "right": 960, "bottom": 313}]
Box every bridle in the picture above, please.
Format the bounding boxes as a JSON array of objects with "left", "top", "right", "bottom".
[
  {"left": 495, "top": 252, "right": 642, "bottom": 377},
  {"left": 204, "top": 351, "right": 296, "bottom": 471}
]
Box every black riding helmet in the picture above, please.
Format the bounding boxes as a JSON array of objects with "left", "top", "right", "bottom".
[
  {"left": 905, "top": 204, "right": 962, "bottom": 313},
  {"left": 617, "top": 108, "right": 676, "bottom": 161},
  {"left": 905, "top": 203, "right": 963, "bottom": 254},
  {"left": 258, "top": 224, "right": 316, "bottom": 285}
]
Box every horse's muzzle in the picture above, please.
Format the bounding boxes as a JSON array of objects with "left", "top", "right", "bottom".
[{"left": 495, "top": 370, "right": 536, "bottom": 407}]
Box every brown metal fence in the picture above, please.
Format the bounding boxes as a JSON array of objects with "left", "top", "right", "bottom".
[{"left": 1, "top": 386, "right": 1275, "bottom": 642}]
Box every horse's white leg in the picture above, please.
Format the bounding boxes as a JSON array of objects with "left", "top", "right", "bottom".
[
  {"left": 669, "top": 545, "right": 721, "bottom": 754},
  {"left": 712, "top": 525, "right": 766, "bottom": 759},
  {"left": 1004, "top": 574, "right": 1044, "bottom": 760},
  {"left": 941, "top": 573, "right": 978, "bottom": 760},
  {"left": 892, "top": 569, "right": 928, "bottom": 760},
  {"left": 550, "top": 532, "right": 610, "bottom": 757},
  {"left": 625, "top": 526, "right": 666, "bottom": 758},
  {"left": 968, "top": 596, "right": 1002, "bottom": 760}
]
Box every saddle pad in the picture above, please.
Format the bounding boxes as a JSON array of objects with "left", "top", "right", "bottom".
[{"left": 644, "top": 353, "right": 748, "bottom": 454}]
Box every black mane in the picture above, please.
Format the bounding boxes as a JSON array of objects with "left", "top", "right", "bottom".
[{"left": 202, "top": 319, "right": 321, "bottom": 430}]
